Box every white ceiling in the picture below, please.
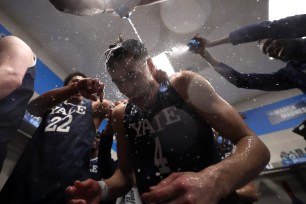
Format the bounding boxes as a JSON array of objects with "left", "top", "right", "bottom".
[{"left": 0, "top": 0, "right": 288, "bottom": 104}]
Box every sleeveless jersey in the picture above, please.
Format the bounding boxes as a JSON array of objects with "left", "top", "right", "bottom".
[
  {"left": 1, "top": 99, "right": 96, "bottom": 204},
  {"left": 90, "top": 157, "right": 99, "bottom": 180},
  {"left": 0, "top": 65, "right": 35, "bottom": 143},
  {"left": 124, "top": 81, "right": 244, "bottom": 203}
]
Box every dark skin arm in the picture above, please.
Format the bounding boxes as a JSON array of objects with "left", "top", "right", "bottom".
[{"left": 28, "top": 78, "right": 104, "bottom": 117}]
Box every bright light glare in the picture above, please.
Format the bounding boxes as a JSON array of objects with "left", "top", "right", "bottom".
[
  {"left": 269, "top": 0, "right": 306, "bottom": 20},
  {"left": 152, "top": 52, "right": 175, "bottom": 76}
]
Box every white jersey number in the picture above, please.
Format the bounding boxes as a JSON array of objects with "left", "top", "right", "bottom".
[
  {"left": 45, "top": 115, "right": 73, "bottom": 133},
  {"left": 154, "top": 137, "right": 170, "bottom": 174}
]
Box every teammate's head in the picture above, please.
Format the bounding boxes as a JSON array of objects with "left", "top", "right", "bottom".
[{"left": 64, "top": 72, "right": 87, "bottom": 86}]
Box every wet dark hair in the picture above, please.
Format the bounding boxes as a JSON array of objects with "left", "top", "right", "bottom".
[
  {"left": 105, "top": 37, "right": 148, "bottom": 69},
  {"left": 64, "top": 71, "right": 87, "bottom": 86}
]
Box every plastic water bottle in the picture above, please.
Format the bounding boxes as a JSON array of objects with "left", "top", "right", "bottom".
[{"left": 187, "top": 38, "right": 200, "bottom": 52}]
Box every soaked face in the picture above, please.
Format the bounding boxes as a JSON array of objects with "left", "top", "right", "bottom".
[
  {"left": 108, "top": 57, "right": 159, "bottom": 108},
  {"left": 67, "top": 75, "right": 85, "bottom": 103},
  {"left": 259, "top": 39, "right": 303, "bottom": 61}
]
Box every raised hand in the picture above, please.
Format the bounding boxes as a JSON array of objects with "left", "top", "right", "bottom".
[
  {"left": 191, "top": 33, "right": 211, "bottom": 55},
  {"left": 74, "top": 78, "right": 104, "bottom": 101}
]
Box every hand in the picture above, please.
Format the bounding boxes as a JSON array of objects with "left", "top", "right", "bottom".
[
  {"left": 154, "top": 69, "right": 168, "bottom": 83},
  {"left": 259, "top": 38, "right": 304, "bottom": 61},
  {"left": 66, "top": 179, "right": 101, "bottom": 204},
  {"left": 74, "top": 78, "right": 104, "bottom": 101},
  {"left": 141, "top": 172, "right": 221, "bottom": 204},
  {"left": 191, "top": 33, "right": 211, "bottom": 55}
]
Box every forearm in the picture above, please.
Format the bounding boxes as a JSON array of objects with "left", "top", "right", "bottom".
[
  {"left": 104, "top": 169, "right": 134, "bottom": 200},
  {"left": 229, "top": 14, "right": 306, "bottom": 45},
  {"left": 206, "top": 37, "right": 231, "bottom": 48},
  {"left": 199, "top": 49, "right": 220, "bottom": 67},
  {"left": 204, "top": 136, "right": 269, "bottom": 198},
  {"left": 27, "top": 84, "right": 77, "bottom": 116}
]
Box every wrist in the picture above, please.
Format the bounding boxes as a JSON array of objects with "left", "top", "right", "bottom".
[
  {"left": 70, "top": 82, "right": 80, "bottom": 95},
  {"left": 98, "top": 180, "right": 109, "bottom": 200},
  {"left": 201, "top": 165, "right": 230, "bottom": 200}
]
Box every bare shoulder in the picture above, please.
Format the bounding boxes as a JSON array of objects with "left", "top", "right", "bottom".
[
  {"left": 169, "top": 70, "right": 214, "bottom": 97},
  {"left": 0, "top": 35, "right": 34, "bottom": 65},
  {"left": 1, "top": 36, "right": 31, "bottom": 50}
]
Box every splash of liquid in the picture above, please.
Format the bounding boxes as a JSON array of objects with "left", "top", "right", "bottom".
[
  {"left": 126, "top": 18, "right": 143, "bottom": 43},
  {"left": 164, "top": 44, "right": 189, "bottom": 56}
]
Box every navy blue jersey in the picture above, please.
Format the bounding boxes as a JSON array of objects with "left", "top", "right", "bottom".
[
  {"left": 90, "top": 157, "right": 99, "bottom": 180},
  {"left": 124, "top": 81, "right": 244, "bottom": 203},
  {"left": 0, "top": 66, "right": 35, "bottom": 143},
  {"left": 124, "top": 81, "right": 221, "bottom": 192},
  {"left": 1, "top": 99, "right": 96, "bottom": 204}
]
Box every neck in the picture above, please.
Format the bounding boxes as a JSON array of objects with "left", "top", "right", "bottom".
[{"left": 139, "top": 80, "right": 160, "bottom": 110}]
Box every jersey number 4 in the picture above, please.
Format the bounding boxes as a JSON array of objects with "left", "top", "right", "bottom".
[
  {"left": 45, "top": 115, "right": 73, "bottom": 133},
  {"left": 154, "top": 137, "right": 170, "bottom": 174}
]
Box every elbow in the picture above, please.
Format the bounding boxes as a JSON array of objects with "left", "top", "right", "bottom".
[
  {"left": 262, "top": 144, "right": 271, "bottom": 167},
  {"left": 6, "top": 68, "right": 23, "bottom": 91},
  {"left": 255, "top": 137, "right": 271, "bottom": 170}
]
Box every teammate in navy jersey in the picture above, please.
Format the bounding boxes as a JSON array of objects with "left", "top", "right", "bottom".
[
  {"left": 0, "top": 72, "right": 113, "bottom": 203},
  {"left": 0, "top": 35, "right": 36, "bottom": 171},
  {"left": 66, "top": 39, "right": 270, "bottom": 204},
  {"left": 90, "top": 134, "right": 101, "bottom": 181}
]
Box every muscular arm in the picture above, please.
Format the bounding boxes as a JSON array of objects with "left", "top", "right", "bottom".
[
  {"left": 214, "top": 63, "right": 294, "bottom": 91},
  {"left": 27, "top": 82, "right": 78, "bottom": 117},
  {"left": 103, "top": 103, "right": 135, "bottom": 200},
  {"left": 198, "top": 46, "right": 294, "bottom": 91},
  {"left": 92, "top": 99, "right": 114, "bottom": 129},
  {"left": 206, "top": 14, "right": 306, "bottom": 47},
  {"left": 28, "top": 77, "right": 104, "bottom": 117},
  {"left": 0, "top": 36, "right": 35, "bottom": 100},
  {"left": 171, "top": 71, "right": 270, "bottom": 199}
]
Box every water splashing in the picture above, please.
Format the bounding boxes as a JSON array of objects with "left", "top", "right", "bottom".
[
  {"left": 164, "top": 44, "right": 190, "bottom": 56},
  {"left": 126, "top": 18, "right": 143, "bottom": 43}
]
